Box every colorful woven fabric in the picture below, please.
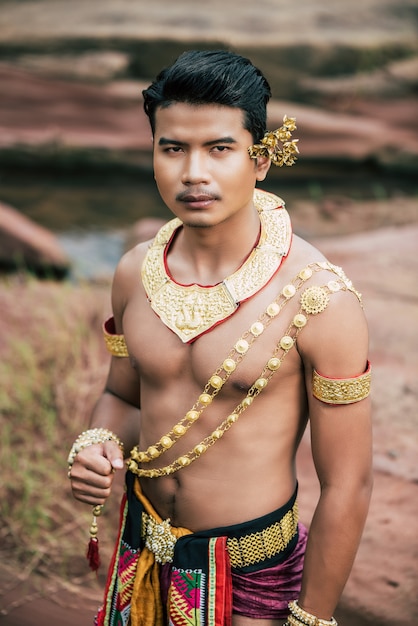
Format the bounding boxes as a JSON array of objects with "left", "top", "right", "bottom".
[
  {"left": 169, "top": 568, "right": 206, "bottom": 625},
  {"left": 167, "top": 535, "right": 231, "bottom": 626},
  {"left": 95, "top": 472, "right": 303, "bottom": 625},
  {"left": 95, "top": 474, "right": 230, "bottom": 626}
]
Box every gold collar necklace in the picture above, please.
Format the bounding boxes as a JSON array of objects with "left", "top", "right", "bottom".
[{"left": 141, "top": 189, "right": 292, "bottom": 343}]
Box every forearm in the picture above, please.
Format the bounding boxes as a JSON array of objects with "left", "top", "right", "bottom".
[
  {"left": 298, "top": 479, "right": 372, "bottom": 619},
  {"left": 88, "top": 389, "right": 141, "bottom": 456}
]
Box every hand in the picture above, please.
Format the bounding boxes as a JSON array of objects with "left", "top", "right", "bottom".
[{"left": 69, "top": 441, "right": 124, "bottom": 506}]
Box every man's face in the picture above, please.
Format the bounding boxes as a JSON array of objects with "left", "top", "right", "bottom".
[{"left": 152, "top": 103, "right": 270, "bottom": 228}]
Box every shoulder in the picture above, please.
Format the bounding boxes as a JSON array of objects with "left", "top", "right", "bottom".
[
  {"left": 114, "top": 240, "right": 149, "bottom": 281},
  {"left": 287, "top": 234, "right": 326, "bottom": 267},
  {"left": 288, "top": 235, "right": 360, "bottom": 297},
  {"left": 114, "top": 216, "right": 174, "bottom": 281},
  {"left": 288, "top": 236, "right": 368, "bottom": 376},
  {"left": 112, "top": 241, "right": 150, "bottom": 298},
  {"left": 110, "top": 240, "right": 151, "bottom": 323}
]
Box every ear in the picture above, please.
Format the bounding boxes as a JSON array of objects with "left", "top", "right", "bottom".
[{"left": 254, "top": 156, "right": 271, "bottom": 182}]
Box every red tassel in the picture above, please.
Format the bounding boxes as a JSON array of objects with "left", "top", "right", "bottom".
[
  {"left": 87, "top": 505, "right": 103, "bottom": 572},
  {"left": 87, "top": 536, "right": 101, "bottom": 572}
]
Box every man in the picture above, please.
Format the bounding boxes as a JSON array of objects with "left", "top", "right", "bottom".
[{"left": 68, "top": 50, "right": 373, "bottom": 626}]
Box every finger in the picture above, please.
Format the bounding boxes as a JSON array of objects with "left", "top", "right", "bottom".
[
  {"left": 70, "top": 475, "right": 112, "bottom": 504},
  {"left": 74, "top": 446, "right": 113, "bottom": 476},
  {"left": 72, "top": 490, "right": 109, "bottom": 506},
  {"left": 103, "top": 440, "right": 125, "bottom": 470},
  {"left": 72, "top": 468, "right": 113, "bottom": 489}
]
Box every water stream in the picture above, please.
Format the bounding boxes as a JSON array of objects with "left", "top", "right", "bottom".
[{"left": 1, "top": 168, "right": 416, "bottom": 279}]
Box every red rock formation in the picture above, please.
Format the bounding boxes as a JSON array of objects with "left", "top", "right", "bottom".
[{"left": 0, "top": 201, "right": 70, "bottom": 277}]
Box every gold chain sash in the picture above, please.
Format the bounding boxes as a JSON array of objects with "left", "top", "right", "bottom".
[{"left": 128, "top": 262, "right": 362, "bottom": 478}]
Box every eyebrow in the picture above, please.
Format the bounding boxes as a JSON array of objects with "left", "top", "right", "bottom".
[{"left": 158, "top": 136, "right": 238, "bottom": 147}]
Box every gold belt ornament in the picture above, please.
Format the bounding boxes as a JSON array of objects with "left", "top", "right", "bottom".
[
  {"left": 141, "top": 499, "right": 298, "bottom": 568},
  {"left": 142, "top": 513, "right": 177, "bottom": 564}
]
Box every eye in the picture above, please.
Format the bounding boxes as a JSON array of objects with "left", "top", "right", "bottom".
[
  {"left": 211, "top": 145, "right": 231, "bottom": 153},
  {"left": 164, "top": 146, "right": 183, "bottom": 153}
]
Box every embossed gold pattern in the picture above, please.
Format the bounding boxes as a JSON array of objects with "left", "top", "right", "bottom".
[
  {"left": 103, "top": 329, "right": 129, "bottom": 357},
  {"left": 227, "top": 501, "right": 298, "bottom": 568},
  {"left": 141, "top": 189, "right": 292, "bottom": 343},
  {"left": 300, "top": 285, "right": 330, "bottom": 315},
  {"left": 312, "top": 363, "right": 371, "bottom": 404}
]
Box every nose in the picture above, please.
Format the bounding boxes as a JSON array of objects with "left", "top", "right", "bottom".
[{"left": 181, "top": 152, "right": 210, "bottom": 185}]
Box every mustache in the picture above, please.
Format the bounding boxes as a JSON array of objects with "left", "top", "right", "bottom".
[{"left": 176, "top": 190, "right": 221, "bottom": 202}]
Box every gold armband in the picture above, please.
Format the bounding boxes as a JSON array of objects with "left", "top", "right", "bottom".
[
  {"left": 312, "top": 361, "right": 371, "bottom": 405},
  {"left": 103, "top": 317, "right": 129, "bottom": 357}
]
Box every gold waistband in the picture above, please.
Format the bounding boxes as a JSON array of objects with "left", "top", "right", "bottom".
[
  {"left": 141, "top": 500, "right": 298, "bottom": 568},
  {"left": 227, "top": 501, "right": 298, "bottom": 569}
]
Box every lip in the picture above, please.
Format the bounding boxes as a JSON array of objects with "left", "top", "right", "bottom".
[{"left": 179, "top": 194, "right": 217, "bottom": 209}]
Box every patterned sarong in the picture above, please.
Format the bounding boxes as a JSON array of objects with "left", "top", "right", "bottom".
[{"left": 95, "top": 471, "right": 303, "bottom": 625}]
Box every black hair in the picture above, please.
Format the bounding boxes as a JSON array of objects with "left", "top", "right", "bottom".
[{"left": 142, "top": 50, "right": 271, "bottom": 143}]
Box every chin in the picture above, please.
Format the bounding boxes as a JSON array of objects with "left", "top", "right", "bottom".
[
  {"left": 182, "top": 218, "right": 214, "bottom": 229},
  {"left": 178, "top": 210, "right": 219, "bottom": 228}
]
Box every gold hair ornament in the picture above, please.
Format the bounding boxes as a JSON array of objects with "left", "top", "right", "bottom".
[{"left": 248, "top": 115, "right": 299, "bottom": 166}]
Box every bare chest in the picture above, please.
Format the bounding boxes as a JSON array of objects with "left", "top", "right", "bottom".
[{"left": 123, "top": 274, "right": 304, "bottom": 396}]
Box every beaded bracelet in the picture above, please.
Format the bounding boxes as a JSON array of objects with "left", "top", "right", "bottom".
[
  {"left": 286, "top": 615, "right": 338, "bottom": 626},
  {"left": 67, "top": 428, "right": 124, "bottom": 474},
  {"left": 67, "top": 428, "right": 124, "bottom": 572},
  {"left": 287, "top": 600, "right": 338, "bottom": 626}
]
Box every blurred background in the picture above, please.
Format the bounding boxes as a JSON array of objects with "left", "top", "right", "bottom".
[{"left": 0, "top": 1, "right": 417, "bottom": 624}]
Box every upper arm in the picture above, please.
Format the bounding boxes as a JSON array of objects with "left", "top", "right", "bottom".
[
  {"left": 104, "top": 355, "right": 140, "bottom": 409},
  {"left": 102, "top": 245, "right": 147, "bottom": 408},
  {"left": 110, "top": 246, "right": 142, "bottom": 333},
  {"left": 299, "top": 288, "right": 373, "bottom": 487}
]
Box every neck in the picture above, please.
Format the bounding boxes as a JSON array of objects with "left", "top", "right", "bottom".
[
  {"left": 141, "top": 190, "right": 292, "bottom": 343},
  {"left": 168, "top": 208, "right": 261, "bottom": 286}
]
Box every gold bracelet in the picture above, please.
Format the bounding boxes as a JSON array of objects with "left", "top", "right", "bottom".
[
  {"left": 287, "top": 616, "right": 320, "bottom": 626},
  {"left": 67, "top": 428, "right": 124, "bottom": 475},
  {"left": 288, "top": 600, "right": 338, "bottom": 626}
]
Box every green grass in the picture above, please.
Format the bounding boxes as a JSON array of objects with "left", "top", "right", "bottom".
[{"left": 0, "top": 275, "right": 119, "bottom": 584}]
